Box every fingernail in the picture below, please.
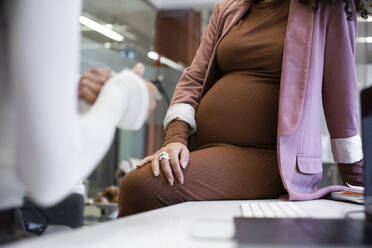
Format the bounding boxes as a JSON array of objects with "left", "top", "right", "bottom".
[
  {"left": 153, "top": 169, "right": 159, "bottom": 176},
  {"left": 168, "top": 178, "right": 174, "bottom": 186},
  {"left": 180, "top": 178, "right": 184, "bottom": 184},
  {"left": 182, "top": 161, "right": 187, "bottom": 169}
]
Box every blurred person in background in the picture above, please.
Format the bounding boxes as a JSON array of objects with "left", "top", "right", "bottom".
[
  {"left": 117, "top": 0, "right": 368, "bottom": 217},
  {"left": 0, "top": 0, "right": 156, "bottom": 243}
]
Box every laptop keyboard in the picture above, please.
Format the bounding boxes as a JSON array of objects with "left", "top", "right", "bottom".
[{"left": 240, "top": 202, "right": 310, "bottom": 218}]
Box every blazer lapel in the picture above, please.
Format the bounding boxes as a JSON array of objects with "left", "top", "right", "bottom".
[
  {"left": 219, "top": 0, "right": 253, "bottom": 41},
  {"left": 278, "top": 0, "right": 314, "bottom": 136}
]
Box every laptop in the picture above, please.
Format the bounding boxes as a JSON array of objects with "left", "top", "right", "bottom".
[{"left": 234, "top": 86, "right": 372, "bottom": 247}]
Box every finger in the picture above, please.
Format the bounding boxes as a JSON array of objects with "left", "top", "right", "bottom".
[
  {"left": 101, "top": 69, "right": 112, "bottom": 82},
  {"left": 169, "top": 151, "right": 184, "bottom": 184},
  {"left": 81, "top": 72, "right": 100, "bottom": 86},
  {"left": 180, "top": 147, "right": 190, "bottom": 169},
  {"left": 160, "top": 159, "right": 174, "bottom": 186},
  {"left": 91, "top": 68, "right": 111, "bottom": 85},
  {"left": 138, "top": 155, "right": 153, "bottom": 166},
  {"left": 151, "top": 157, "right": 160, "bottom": 177},
  {"left": 80, "top": 78, "right": 102, "bottom": 95},
  {"left": 78, "top": 89, "right": 84, "bottom": 98},
  {"left": 137, "top": 156, "right": 153, "bottom": 168},
  {"left": 132, "top": 63, "right": 145, "bottom": 77},
  {"left": 92, "top": 68, "right": 111, "bottom": 75},
  {"left": 80, "top": 87, "right": 97, "bottom": 105}
]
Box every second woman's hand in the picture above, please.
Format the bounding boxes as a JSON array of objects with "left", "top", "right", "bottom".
[{"left": 137, "top": 142, "right": 190, "bottom": 186}]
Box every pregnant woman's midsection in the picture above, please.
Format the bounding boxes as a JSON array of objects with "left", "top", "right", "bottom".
[
  {"left": 190, "top": 0, "right": 289, "bottom": 150},
  {"left": 193, "top": 71, "right": 279, "bottom": 148}
]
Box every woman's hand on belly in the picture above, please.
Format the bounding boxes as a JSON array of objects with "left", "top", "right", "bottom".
[{"left": 137, "top": 142, "right": 190, "bottom": 186}]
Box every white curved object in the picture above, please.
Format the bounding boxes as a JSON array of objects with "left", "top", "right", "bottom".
[{"left": 0, "top": 0, "right": 149, "bottom": 209}]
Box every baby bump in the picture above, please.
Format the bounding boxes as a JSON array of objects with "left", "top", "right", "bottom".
[{"left": 193, "top": 72, "right": 280, "bottom": 148}]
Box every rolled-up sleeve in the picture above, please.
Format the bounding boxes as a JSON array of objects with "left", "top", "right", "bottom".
[{"left": 322, "top": 0, "right": 363, "bottom": 164}]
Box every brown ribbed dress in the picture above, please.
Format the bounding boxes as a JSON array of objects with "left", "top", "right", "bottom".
[{"left": 118, "top": 0, "right": 290, "bottom": 217}]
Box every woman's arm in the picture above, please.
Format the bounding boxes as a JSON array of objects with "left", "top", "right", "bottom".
[
  {"left": 163, "top": 3, "right": 222, "bottom": 134},
  {"left": 139, "top": 2, "right": 225, "bottom": 185},
  {"left": 8, "top": 0, "right": 149, "bottom": 206},
  {"left": 322, "top": 0, "right": 363, "bottom": 184},
  {"left": 163, "top": 120, "right": 190, "bottom": 146}
]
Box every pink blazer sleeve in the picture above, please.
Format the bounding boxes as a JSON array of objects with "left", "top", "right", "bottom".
[
  {"left": 170, "top": 3, "right": 221, "bottom": 109},
  {"left": 322, "top": 0, "right": 363, "bottom": 163}
]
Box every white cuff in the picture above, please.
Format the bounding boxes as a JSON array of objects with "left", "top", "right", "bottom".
[
  {"left": 163, "top": 103, "right": 197, "bottom": 134},
  {"left": 109, "top": 70, "right": 149, "bottom": 130},
  {"left": 331, "top": 134, "right": 364, "bottom": 164}
]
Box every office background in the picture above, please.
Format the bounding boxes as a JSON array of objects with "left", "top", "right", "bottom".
[{"left": 80, "top": 0, "right": 372, "bottom": 196}]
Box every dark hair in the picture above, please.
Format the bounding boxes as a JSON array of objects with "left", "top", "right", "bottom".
[{"left": 299, "top": 0, "right": 370, "bottom": 20}]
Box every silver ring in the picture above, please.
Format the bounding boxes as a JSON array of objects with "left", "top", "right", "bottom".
[{"left": 159, "top": 151, "right": 170, "bottom": 161}]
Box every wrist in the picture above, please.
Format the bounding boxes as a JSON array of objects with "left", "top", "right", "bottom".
[
  {"left": 163, "top": 120, "right": 190, "bottom": 147},
  {"left": 338, "top": 160, "right": 364, "bottom": 186}
]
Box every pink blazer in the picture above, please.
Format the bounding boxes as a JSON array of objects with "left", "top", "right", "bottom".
[{"left": 165, "top": 0, "right": 362, "bottom": 200}]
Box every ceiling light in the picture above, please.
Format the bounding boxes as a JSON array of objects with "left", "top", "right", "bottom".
[
  {"left": 356, "top": 37, "right": 372, "bottom": 43},
  {"left": 80, "top": 16, "right": 124, "bottom": 42},
  {"left": 159, "top": 57, "right": 185, "bottom": 71},
  {"left": 104, "top": 24, "right": 113, "bottom": 30},
  {"left": 147, "top": 51, "right": 185, "bottom": 71},
  {"left": 147, "top": 51, "right": 159, "bottom": 60},
  {"left": 122, "top": 31, "right": 137, "bottom": 41},
  {"left": 147, "top": 0, "right": 218, "bottom": 9},
  {"left": 358, "top": 16, "right": 372, "bottom": 22}
]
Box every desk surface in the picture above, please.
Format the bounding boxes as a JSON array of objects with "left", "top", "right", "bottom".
[{"left": 8, "top": 199, "right": 364, "bottom": 248}]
